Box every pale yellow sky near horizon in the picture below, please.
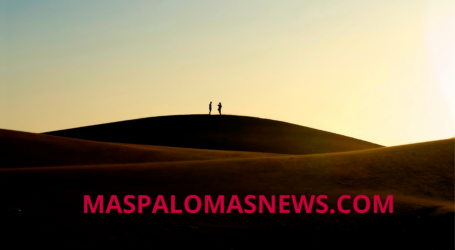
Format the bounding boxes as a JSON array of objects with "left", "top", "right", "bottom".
[{"left": 1, "top": 0, "right": 454, "bottom": 146}]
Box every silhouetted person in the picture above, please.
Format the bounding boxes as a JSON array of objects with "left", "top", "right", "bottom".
[
  {"left": 209, "top": 101, "right": 212, "bottom": 115},
  {"left": 218, "top": 102, "right": 222, "bottom": 115}
]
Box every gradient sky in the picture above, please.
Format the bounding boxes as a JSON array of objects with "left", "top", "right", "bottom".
[{"left": 1, "top": 0, "right": 454, "bottom": 146}]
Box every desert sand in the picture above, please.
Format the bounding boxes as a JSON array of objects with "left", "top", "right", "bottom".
[{"left": 1, "top": 115, "right": 453, "bottom": 249}]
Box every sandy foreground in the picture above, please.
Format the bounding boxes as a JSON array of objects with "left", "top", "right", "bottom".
[{"left": 1, "top": 119, "right": 453, "bottom": 249}]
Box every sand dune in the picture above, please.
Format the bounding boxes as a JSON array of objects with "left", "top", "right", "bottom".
[
  {"left": 0, "top": 129, "right": 284, "bottom": 168},
  {"left": 44, "top": 115, "right": 382, "bottom": 154},
  {"left": 1, "top": 138, "right": 452, "bottom": 211},
  {"left": 1, "top": 123, "right": 453, "bottom": 248}
]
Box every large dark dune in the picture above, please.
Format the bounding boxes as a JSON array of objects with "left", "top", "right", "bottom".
[{"left": 44, "top": 115, "right": 382, "bottom": 154}]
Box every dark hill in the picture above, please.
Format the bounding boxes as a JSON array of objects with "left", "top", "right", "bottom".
[{"left": 44, "top": 115, "right": 382, "bottom": 154}]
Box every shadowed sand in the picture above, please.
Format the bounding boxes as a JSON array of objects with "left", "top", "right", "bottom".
[
  {"left": 0, "top": 116, "right": 453, "bottom": 249},
  {"left": 1, "top": 137, "right": 453, "bottom": 210},
  {"left": 44, "top": 115, "right": 383, "bottom": 154}
]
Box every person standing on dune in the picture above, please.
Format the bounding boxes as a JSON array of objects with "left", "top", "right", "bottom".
[
  {"left": 209, "top": 101, "right": 212, "bottom": 115},
  {"left": 218, "top": 102, "right": 222, "bottom": 115}
]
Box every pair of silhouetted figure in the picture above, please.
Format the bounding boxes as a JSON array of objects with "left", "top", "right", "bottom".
[{"left": 209, "top": 101, "right": 222, "bottom": 115}]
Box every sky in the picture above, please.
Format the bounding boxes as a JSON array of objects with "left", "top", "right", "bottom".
[{"left": 1, "top": 0, "right": 454, "bottom": 146}]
